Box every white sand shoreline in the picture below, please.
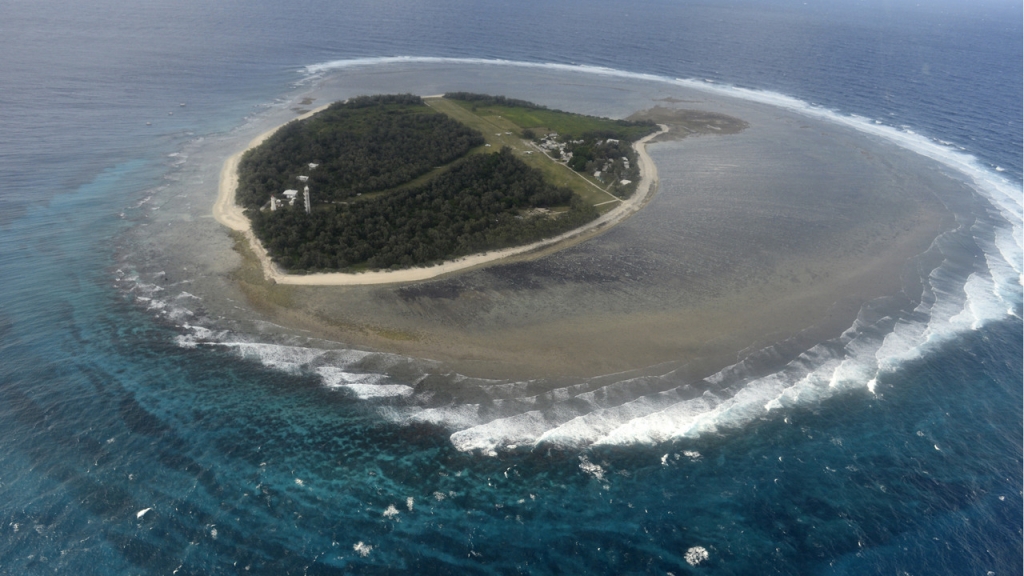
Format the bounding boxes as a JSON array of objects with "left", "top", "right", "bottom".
[{"left": 212, "top": 101, "right": 668, "bottom": 286}]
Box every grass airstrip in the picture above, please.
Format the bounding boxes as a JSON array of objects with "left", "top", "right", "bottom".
[{"left": 426, "top": 97, "right": 641, "bottom": 213}]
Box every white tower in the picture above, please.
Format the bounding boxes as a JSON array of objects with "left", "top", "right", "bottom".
[{"left": 303, "top": 185, "right": 311, "bottom": 214}]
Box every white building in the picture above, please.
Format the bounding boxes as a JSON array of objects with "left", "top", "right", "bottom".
[
  {"left": 303, "top": 186, "right": 311, "bottom": 214},
  {"left": 283, "top": 189, "right": 299, "bottom": 205}
]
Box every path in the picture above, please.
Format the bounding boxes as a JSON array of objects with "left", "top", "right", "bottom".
[{"left": 212, "top": 105, "right": 667, "bottom": 286}]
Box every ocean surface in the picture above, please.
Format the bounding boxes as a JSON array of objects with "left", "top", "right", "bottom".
[{"left": 0, "top": 1, "right": 1021, "bottom": 574}]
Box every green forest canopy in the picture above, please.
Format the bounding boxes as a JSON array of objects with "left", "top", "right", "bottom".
[
  {"left": 236, "top": 94, "right": 483, "bottom": 210},
  {"left": 251, "top": 148, "right": 596, "bottom": 272},
  {"left": 237, "top": 93, "right": 657, "bottom": 273}
]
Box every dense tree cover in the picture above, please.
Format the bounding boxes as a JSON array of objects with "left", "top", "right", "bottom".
[
  {"left": 236, "top": 95, "right": 484, "bottom": 210},
  {"left": 251, "top": 148, "right": 597, "bottom": 272},
  {"left": 443, "top": 92, "right": 546, "bottom": 110},
  {"left": 537, "top": 132, "right": 643, "bottom": 197},
  {"left": 563, "top": 137, "right": 641, "bottom": 197},
  {"left": 445, "top": 93, "right": 656, "bottom": 143}
]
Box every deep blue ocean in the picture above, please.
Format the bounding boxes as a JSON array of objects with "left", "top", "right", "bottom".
[{"left": 1, "top": 1, "right": 1021, "bottom": 574}]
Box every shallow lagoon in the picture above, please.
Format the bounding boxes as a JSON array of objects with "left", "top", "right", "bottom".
[
  {"left": 3, "top": 0, "right": 1022, "bottom": 570},
  {"left": 116, "top": 61, "right": 1016, "bottom": 459},
  {"left": 0, "top": 44, "right": 1015, "bottom": 575}
]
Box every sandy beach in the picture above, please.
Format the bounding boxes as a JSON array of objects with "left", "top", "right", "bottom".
[
  {"left": 220, "top": 99, "right": 955, "bottom": 380},
  {"left": 212, "top": 102, "right": 669, "bottom": 286},
  {"left": 192, "top": 69, "right": 962, "bottom": 381}
]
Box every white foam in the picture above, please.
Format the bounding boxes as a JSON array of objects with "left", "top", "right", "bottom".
[
  {"left": 453, "top": 243, "right": 1006, "bottom": 450},
  {"left": 984, "top": 228, "right": 1024, "bottom": 310},
  {"left": 174, "top": 334, "right": 198, "bottom": 349},
  {"left": 217, "top": 341, "right": 340, "bottom": 373},
  {"left": 594, "top": 393, "right": 721, "bottom": 446},
  {"left": 180, "top": 335, "right": 425, "bottom": 399},
  {"left": 407, "top": 404, "right": 483, "bottom": 430},
  {"left": 408, "top": 249, "right": 1011, "bottom": 449},
  {"left": 316, "top": 366, "right": 384, "bottom": 385},
  {"left": 450, "top": 410, "right": 557, "bottom": 454},
  {"left": 278, "top": 57, "right": 1023, "bottom": 451},
  {"left": 950, "top": 273, "right": 1001, "bottom": 330},
  {"left": 536, "top": 396, "right": 671, "bottom": 448},
  {"left": 685, "top": 546, "right": 710, "bottom": 566},
  {"left": 567, "top": 323, "right": 879, "bottom": 447},
  {"left": 315, "top": 366, "right": 412, "bottom": 399},
  {"left": 341, "top": 384, "right": 414, "bottom": 399},
  {"left": 353, "top": 542, "right": 372, "bottom": 557},
  {"left": 304, "top": 56, "right": 1022, "bottom": 279},
  {"left": 578, "top": 455, "right": 605, "bottom": 481}
]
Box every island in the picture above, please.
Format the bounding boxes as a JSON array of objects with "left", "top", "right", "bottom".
[
  {"left": 214, "top": 94, "right": 666, "bottom": 284},
  {"left": 202, "top": 77, "right": 954, "bottom": 382}
]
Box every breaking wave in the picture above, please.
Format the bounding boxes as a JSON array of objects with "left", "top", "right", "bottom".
[{"left": 135, "top": 57, "right": 1021, "bottom": 455}]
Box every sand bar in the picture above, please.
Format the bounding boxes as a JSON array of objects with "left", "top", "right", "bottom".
[{"left": 212, "top": 105, "right": 668, "bottom": 286}]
